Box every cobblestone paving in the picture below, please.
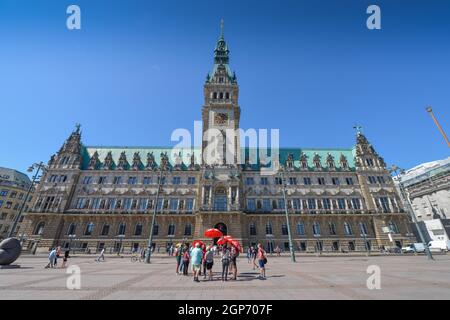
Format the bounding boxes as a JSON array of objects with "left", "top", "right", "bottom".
[{"left": 1, "top": 254, "right": 449, "bottom": 300}]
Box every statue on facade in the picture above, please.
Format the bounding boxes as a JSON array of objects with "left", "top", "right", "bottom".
[
  {"left": 117, "top": 151, "right": 129, "bottom": 170},
  {"left": 103, "top": 151, "right": 114, "bottom": 170},
  {"left": 132, "top": 152, "right": 142, "bottom": 170},
  {"left": 146, "top": 152, "right": 156, "bottom": 170}
]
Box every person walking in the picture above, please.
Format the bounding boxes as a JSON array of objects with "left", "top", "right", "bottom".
[
  {"left": 45, "top": 248, "right": 57, "bottom": 268},
  {"left": 175, "top": 246, "right": 182, "bottom": 274},
  {"left": 60, "top": 249, "right": 70, "bottom": 268},
  {"left": 96, "top": 248, "right": 105, "bottom": 262},
  {"left": 182, "top": 245, "right": 190, "bottom": 276},
  {"left": 54, "top": 246, "right": 61, "bottom": 267},
  {"left": 230, "top": 245, "right": 238, "bottom": 280},
  {"left": 205, "top": 246, "right": 214, "bottom": 281},
  {"left": 190, "top": 243, "right": 203, "bottom": 282},
  {"left": 275, "top": 246, "right": 281, "bottom": 257},
  {"left": 220, "top": 245, "right": 231, "bottom": 282},
  {"left": 252, "top": 246, "right": 258, "bottom": 270},
  {"left": 247, "top": 247, "right": 252, "bottom": 263},
  {"left": 257, "top": 243, "right": 267, "bottom": 279},
  {"left": 201, "top": 244, "right": 207, "bottom": 279}
]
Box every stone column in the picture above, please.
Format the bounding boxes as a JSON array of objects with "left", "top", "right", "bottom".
[
  {"left": 228, "top": 186, "right": 232, "bottom": 211},
  {"left": 208, "top": 187, "right": 212, "bottom": 209}
]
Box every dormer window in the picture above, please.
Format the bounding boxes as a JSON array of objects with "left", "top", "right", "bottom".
[
  {"left": 213, "top": 92, "right": 217, "bottom": 99},
  {"left": 219, "top": 77, "right": 224, "bottom": 83},
  {"left": 225, "top": 92, "right": 230, "bottom": 99},
  {"left": 219, "top": 92, "right": 223, "bottom": 99}
]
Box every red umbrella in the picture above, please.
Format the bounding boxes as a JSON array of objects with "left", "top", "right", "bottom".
[
  {"left": 192, "top": 240, "right": 205, "bottom": 247},
  {"left": 230, "top": 240, "right": 241, "bottom": 249},
  {"left": 204, "top": 228, "right": 223, "bottom": 238},
  {"left": 217, "top": 238, "right": 227, "bottom": 245}
]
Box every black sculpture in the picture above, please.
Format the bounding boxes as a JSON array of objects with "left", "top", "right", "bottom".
[{"left": 0, "top": 238, "right": 22, "bottom": 265}]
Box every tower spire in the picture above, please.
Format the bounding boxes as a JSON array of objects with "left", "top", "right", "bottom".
[{"left": 220, "top": 18, "right": 224, "bottom": 38}]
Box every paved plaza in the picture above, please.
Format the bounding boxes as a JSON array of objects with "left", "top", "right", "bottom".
[{"left": 1, "top": 253, "right": 450, "bottom": 300}]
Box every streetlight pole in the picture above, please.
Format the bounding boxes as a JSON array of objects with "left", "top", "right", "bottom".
[
  {"left": 279, "top": 167, "right": 296, "bottom": 262},
  {"left": 117, "top": 235, "right": 125, "bottom": 256},
  {"left": 390, "top": 165, "right": 434, "bottom": 260},
  {"left": 362, "top": 233, "right": 369, "bottom": 256},
  {"left": 68, "top": 234, "right": 76, "bottom": 253},
  {"left": 8, "top": 162, "right": 46, "bottom": 238},
  {"left": 145, "top": 168, "right": 164, "bottom": 264}
]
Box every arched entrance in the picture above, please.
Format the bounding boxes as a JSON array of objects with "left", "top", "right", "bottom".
[{"left": 214, "top": 222, "right": 227, "bottom": 236}]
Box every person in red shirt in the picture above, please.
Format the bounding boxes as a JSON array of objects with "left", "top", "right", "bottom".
[{"left": 257, "top": 243, "right": 267, "bottom": 279}]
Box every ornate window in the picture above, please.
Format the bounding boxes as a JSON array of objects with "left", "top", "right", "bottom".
[
  {"left": 344, "top": 222, "right": 353, "bottom": 235},
  {"left": 184, "top": 224, "right": 192, "bottom": 236},
  {"left": 296, "top": 222, "right": 305, "bottom": 235},
  {"left": 101, "top": 224, "right": 110, "bottom": 236},
  {"left": 329, "top": 222, "right": 336, "bottom": 235},
  {"left": 168, "top": 223, "right": 175, "bottom": 236},
  {"left": 388, "top": 221, "right": 399, "bottom": 233},
  {"left": 153, "top": 223, "right": 159, "bottom": 235},
  {"left": 84, "top": 222, "right": 94, "bottom": 236},
  {"left": 359, "top": 222, "right": 368, "bottom": 236},
  {"left": 118, "top": 222, "right": 126, "bottom": 236},
  {"left": 67, "top": 223, "right": 76, "bottom": 235},
  {"left": 249, "top": 222, "right": 257, "bottom": 236},
  {"left": 134, "top": 223, "right": 143, "bottom": 236},
  {"left": 265, "top": 222, "right": 273, "bottom": 235},
  {"left": 34, "top": 221, "right": 45, "bottom": 235},
  {"left": 313, "top": 221, "right": 321, "bottom": 235}
]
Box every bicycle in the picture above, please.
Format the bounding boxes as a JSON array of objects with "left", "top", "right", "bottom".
[{"left": 131, "top": 253, "right": 143, "bottom": 262}]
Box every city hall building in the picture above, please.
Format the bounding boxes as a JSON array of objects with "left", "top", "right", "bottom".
[{"left": 22, "top": 29, "right": 413, "bottom": 254}]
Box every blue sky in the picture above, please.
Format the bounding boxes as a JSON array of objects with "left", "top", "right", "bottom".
[{"left": 0, "top": 0, "right": 449, "bottom": 175}]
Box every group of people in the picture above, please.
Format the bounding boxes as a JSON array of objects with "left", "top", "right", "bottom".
[
  {"left": 45, "top": 246, "right": 70, "bottom": 269},
  {"left": 176, "top": 242, "right": 268, "bottom": 281}
]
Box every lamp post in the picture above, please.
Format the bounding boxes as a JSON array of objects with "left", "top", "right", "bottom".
[
  {"left": 145, "top": 168, "right": 164, "bottom": 264},
  {"left": 361, "top": 233, "right": 369, "bottom": 256},
  {"left": 8, "top": 162, "right": 46, "bottom": 238},
  {"left": 68, "top": 234, "right": 76, "bottom": 254},
  {"left": 359, "top": 222, "right": 369, "bottom": 256},
  {"left": 313, "top": 234, "right": 321, "bottom": 257},
  {"left": 390, "top": 165, "right": 434, "bottom": 260},
  {"left": 117, "top": 234, "right": 125, "bottom": 256},
  {"left": 279, "top": 167, "right": 296, "bottom": 262}
]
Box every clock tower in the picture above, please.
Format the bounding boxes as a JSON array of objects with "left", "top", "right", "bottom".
[{"left": 202, "top": 20, "right": 241, "bottom": 166}]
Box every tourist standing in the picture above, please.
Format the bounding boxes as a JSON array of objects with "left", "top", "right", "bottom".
[
  {"left": 45, "top": 248, "right": 57, "bottom": 268},
  {"left": 201, "top": 244, "right": 207, "bottom": 279},
  {"left": 205, "top": 246, "right": 214, "bottom": 281},
  {"left": 190, "top": 243, "right": 203, "bottom": 282},
  {"left": 221, "top": 245, "right": 231, "bottom": 281},
  {"left": 54, "top": 246, "right": 61, "bottom": 267},
  {"left": 230, "top": 245, "right": 238, "bottom": 280},
  {"left": 257, "top": 243, "right": 267, "bottom": 279},
  {"left": 60, "top": 249, "right": 70, "bottom": 268},
  {"left": 175, "top": 246, "right": 182, "bottom": 274},
  {"left": 182, "top": 245, "right": 190, "bottom": 276},
  {"left": 247, "top": 247, "right": 252, "bottom": 263},
  {"left": 252, "top": 246, "right": 258, "bottom": 270},
  {"left": 275, "top": 246, "right": 281, "bottom": 257}
]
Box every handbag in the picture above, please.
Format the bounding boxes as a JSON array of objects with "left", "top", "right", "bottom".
[{"left": 263, "top": 257, "right": 268, "bottom": 264}]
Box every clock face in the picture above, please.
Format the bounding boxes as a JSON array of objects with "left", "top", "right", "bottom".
[{"left": 214, "top": 112, "right": 229, "bottom": 125}]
